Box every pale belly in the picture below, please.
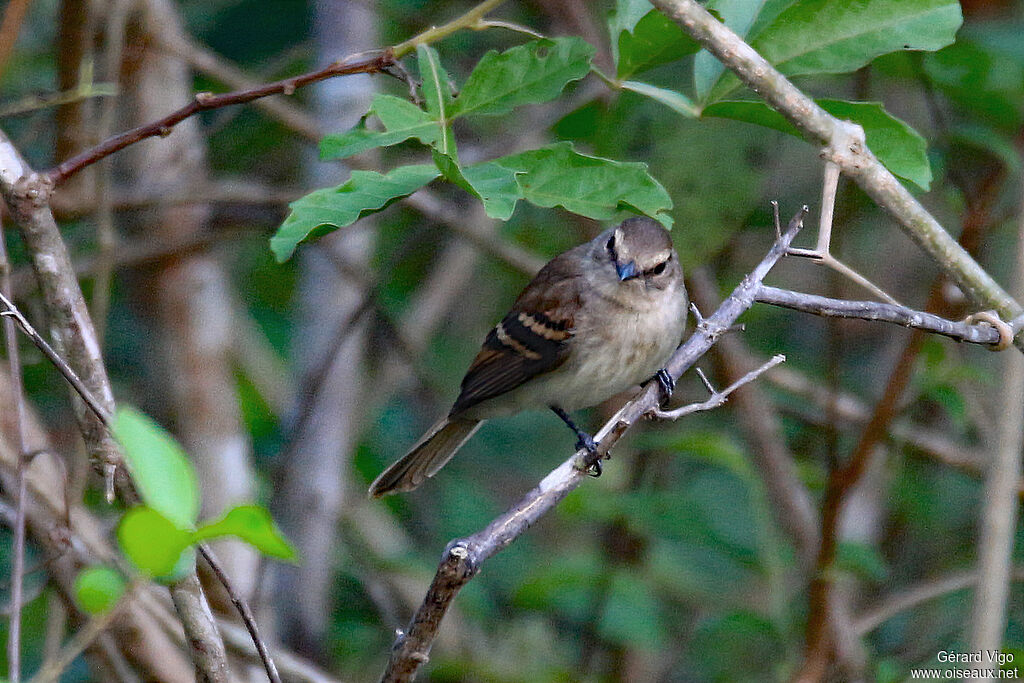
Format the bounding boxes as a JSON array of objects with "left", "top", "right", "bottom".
[{"left": 467, "top": 289, "right": 687, "bottom": 418}]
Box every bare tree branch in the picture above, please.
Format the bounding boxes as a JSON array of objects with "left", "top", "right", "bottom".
[
  {"left": 754, "top": 286, "right": 1010, "bottom": 347},
  {"left": 378, "top": 206, "right": 808, "bottom": 682},
  {"left": 650, "top": 0, "right": 1024, "bottom": 347}
]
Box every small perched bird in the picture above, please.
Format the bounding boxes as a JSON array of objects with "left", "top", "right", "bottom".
[{"left": 369, "top": 216, "right": 687, "bottom": 497}]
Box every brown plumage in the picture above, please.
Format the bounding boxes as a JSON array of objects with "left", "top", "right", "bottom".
[{"left": 369, "top": 216, "right": 687, "bottom": 497}]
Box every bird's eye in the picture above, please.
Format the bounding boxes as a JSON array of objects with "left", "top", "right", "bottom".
[
  {"left": 606, "top": 234, "right": 616, "bottom": 252},
  {"left": 652, "top": 261, "right": 667, "bottom": 275}
]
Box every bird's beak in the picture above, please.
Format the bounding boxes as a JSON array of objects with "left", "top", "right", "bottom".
[{"left": 616, "top": 260, "right": 638, "bottom": 281}]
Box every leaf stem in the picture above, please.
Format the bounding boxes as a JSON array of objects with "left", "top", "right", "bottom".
[{"left": 391, "top": 0, "right": 508, "bottom": 59}]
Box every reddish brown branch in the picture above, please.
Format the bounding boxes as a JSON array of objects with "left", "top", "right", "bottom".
[{"left": 46, "top": 49, "right": 395, "bottom": 185}]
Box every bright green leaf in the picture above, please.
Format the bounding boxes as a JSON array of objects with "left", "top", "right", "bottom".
[
  {"left": 271, "top": 164, "right": 439, "bottom": 262},
  {"left": 417, "top": 44, "right": 457, "bottom": 158},
  {"left": 319, "top": 94, "right": 439, "bottom": 160},
  {"left": 610, "top": 1, "right": 700, "bottom": 79},
  {"left": 619, "top": 81, "right": 699, "bottom": 117},
  {"left": 194, "top": 504, "right": 298, "bottom": 561},
  {"left": 73, "top": 567, "right": 125, "bottom": 614},
  {"left": 710, "top": 0, "right": 962, "bottom": 101},
  {"left": 454, "top": 38, "right": 594, "bottom": 117},
  {"left": 113, "top": 406, "right": 199, "bottom": 528},
  {"left": 702, "top": 99, "right": 932, "bottom": 189},
  {"left": 460, "top": 162, "right": 520, "bottom": 220},
  {"left": 117, "top": 506, "right": 192, "bottom": 577},
  {"left": 465, "top": 142, "right": 673, "bottom": 227}
]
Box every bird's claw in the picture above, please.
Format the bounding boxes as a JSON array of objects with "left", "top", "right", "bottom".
[
  {"left": 575, "top": 434, "right": 602, "bottom": 477},
  {"left": 655, "top": 368, "right": 675, "bottom": 404}
]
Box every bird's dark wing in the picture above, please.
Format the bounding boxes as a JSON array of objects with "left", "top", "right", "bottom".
[{"left": 450, "top": 248, "right": 585, "bottom": 416}]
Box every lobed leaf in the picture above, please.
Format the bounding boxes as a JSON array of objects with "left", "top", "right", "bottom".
[
  {"left": 319, "top": 94, "right": 439, "bottom": 160},
  {"left": 464, "top": 142, "right": 673, "bottom": 227},
  {"left": 702, "top": 99, "right": 932, "bottom": 190},
  {"left": 454, "top": 38, "right": 595, "bottom": 117},
  {"left": 113, "top": 406, "right": 200, "bottom": 528},
  {"left": 271, "top": 164, "right": 439, "bottom": 262}
]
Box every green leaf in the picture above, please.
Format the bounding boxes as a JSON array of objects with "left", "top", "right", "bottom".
[
  {"left": 417, "top": 44, "right": 457, "bottom": 158},
  {"left": 598, "top": 570, "right": 664, "bottom": 649},
  {"left": 694, "top": 0, "right": 790, "bottom": 101},
  {"left": 924, "top": 40, "right": 1024, "bottom": 131},
  {"left": 117, "top": 506, "right": 192, "bottom": 577},
  {"left": 710, "top": 0, "right": 962, "bottom": 101},
  {"left": 454, "top": 38, "right": 595, "bottom": 117},
  {"left": 460, "top": 162, "right": 520, "bottom": 220},
  {"left": 465, "top": 142, "right": 673, "bottom": 227},
  {"left": 619, "top": 81, "right": 698, "bottom": 117},
  {"left": 113, "top": 406, "right": 199, "bottom": 528},
  {"left": 703, "top": 99, "right": 932, "bottom": 189},
  {"left": 271, "top": 164, "right": 439, "bottom": 262},
  {"left": 610, "top": 1, "right": 700, "bottom": 79},
  {"left": 194, "top": 504, "right": 298, "bottom": 561},
  {"left": 319, "top": 94, "right": 439, "bottom": 160},
  {"left": 73, "top": 567, "right": 125, "bottom": 614}
]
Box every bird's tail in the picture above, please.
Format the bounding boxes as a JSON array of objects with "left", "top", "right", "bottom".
[{"left": 368, "top": 416, "right": 483, "bottom": 498}]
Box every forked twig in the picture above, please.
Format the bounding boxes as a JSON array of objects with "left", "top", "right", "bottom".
[{"left": 648, "top": 354, "right": 786, "bottom": 420}]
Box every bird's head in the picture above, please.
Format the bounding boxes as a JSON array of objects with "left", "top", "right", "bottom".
[{"left": 602, "top": 217, "right": 680, "bottom": 291}]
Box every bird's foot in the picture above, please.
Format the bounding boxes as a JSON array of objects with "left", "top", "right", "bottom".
[
  {"left": 655, "top": 368, "right": 675, "bottom": 405},
  {"left": 552, "top": 406, "right": 603, "bottom": 476},
  {"left": 575, "top": 433, "right": 602, "bottom": 477}
]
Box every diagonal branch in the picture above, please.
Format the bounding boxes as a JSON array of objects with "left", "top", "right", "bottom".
[{"left": 377, "top": 206, "right": 808, "bottom": 683}]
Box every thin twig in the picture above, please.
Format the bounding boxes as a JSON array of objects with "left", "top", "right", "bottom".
[
  {"left": 29, "top": 580, "right": 140, "bottom": 683},
  {"left": 198, "top": 545, "right": 280, "bottom": 683},
  {"left": 0, "top": 83, "right": 117, "bottom": 118},
  {"left": 856, "top": 567, "right": 1024, "bottom": 637},
  {"left": 0, "top": 291, "right": 112, "bottom": 425},
  {"left": 754, "top": 286, "right": 1007, "bottom": 347},
  {"left": 377, "top": 206, "right": 808, "bottom": 683},
  {"left": 0, "top": 216, "right": 30, "bottom": 683},
  {"left": 46, "top": 50, "right": 393, "bottom": 185},
  {"left": 46, "top": 0, "right": 510, "bottom": 185},
  {"left": 648, "top": 354, "right": 785, "bottom": 420}
]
